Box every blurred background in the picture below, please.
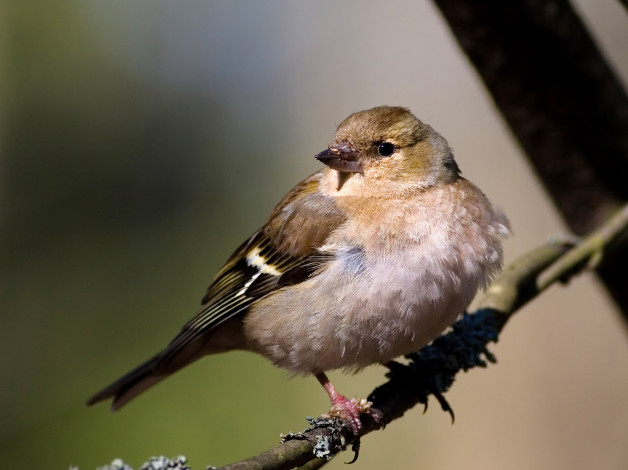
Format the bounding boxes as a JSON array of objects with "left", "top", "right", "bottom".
[{"left": 1, "top": 1, "right": 628, "bottom": 469}]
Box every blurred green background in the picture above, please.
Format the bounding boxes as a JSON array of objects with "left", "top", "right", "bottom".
[{"left": 2, "top": 1, "right": 628, "bottom": 469}]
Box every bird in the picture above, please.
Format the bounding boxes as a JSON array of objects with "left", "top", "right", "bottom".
[{"left": 87, "top": 105, "right": 510, "bottom": 435}]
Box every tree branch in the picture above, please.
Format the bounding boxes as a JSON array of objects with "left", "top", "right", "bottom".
[
  {"left": 431, "top": 0, "right": 628, "bottom": 322},
  {"left": 94, "top": 203, "right": 628, "bottom": 470},
  {"left": 213, "top": 203, "right": 628, "bottom": 470}
]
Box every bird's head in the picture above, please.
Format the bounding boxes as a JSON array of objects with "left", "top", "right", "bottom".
[{"left": 317, "top": 106, "right": 460, "bottom": 196}]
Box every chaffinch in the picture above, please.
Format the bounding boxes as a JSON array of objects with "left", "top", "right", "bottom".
[{"left": 87, "top": 106, "right": 510, "bottom": 434}]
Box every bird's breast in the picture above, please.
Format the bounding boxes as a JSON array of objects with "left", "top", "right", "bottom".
[{"left": 243, "top": 180, "right": 509, "bottom": 374}]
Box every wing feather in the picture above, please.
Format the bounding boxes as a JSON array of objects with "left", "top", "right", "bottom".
[{"left": 154, "top": 171, "right": 347, "bottom": 370}]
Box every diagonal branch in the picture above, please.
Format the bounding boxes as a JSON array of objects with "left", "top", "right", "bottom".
[
  {"left": 430, "top": 0, "right": 628, "bottom": 322},
  {"left": 98, "top": 204, "right": 628, "bottom": 470},
  {"left": 211, "top": 203, "right": 628, "bottom": 470}
]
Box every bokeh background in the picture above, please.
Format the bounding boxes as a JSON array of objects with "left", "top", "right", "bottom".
[{"left": 2, "top": 1, "right": 628, "bottom": 469}]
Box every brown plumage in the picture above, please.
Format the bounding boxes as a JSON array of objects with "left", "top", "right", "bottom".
[{"left": 87, "top": 106, "right": 510, "bottom": 434}]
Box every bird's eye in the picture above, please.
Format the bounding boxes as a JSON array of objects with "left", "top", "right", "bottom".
[{"left": 377, "top": 142, "right": 395, "bottom": 157}]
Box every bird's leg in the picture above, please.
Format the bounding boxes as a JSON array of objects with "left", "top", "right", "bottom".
[{"left": 316, "top": 372, "right": 378, "bottom": 436}]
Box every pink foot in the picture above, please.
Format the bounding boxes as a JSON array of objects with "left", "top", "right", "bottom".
[
  {"left": 327, "top": 395, "right": 369, "bottom": 435},
  {"left": 316, "top": 372, "right": 383, "bottom": 436}
]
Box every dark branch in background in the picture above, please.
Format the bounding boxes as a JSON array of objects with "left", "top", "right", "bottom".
[{"left": 431, "top": 0, "right": 628, "bottom": 323}]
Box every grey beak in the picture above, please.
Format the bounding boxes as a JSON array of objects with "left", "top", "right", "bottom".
[{"left": 315, "top": 145, "right": 363, "bottom": 173}]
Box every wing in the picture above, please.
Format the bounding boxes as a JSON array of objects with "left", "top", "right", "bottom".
[
  {"left": 86, "top": 170, "right": 348, "bottom": 409},
  {"left": 154, "top": 170, "right": 347, "bottom": 369}
]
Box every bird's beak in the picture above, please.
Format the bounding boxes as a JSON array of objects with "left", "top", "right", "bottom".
[{"left": 315, "top": 145, "right": 363, "bottom": 173}]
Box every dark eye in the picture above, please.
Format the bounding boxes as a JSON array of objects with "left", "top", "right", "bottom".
[{"left": 377, "top": 142, "right": 395, "bottom": 157}]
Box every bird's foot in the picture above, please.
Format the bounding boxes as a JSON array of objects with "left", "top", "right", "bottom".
[
  {"left": 316, "top": 372, "right": 383, "bottom": 436},
  {"left": 324, "top": 396, "right": 382, "bottom": 436}
]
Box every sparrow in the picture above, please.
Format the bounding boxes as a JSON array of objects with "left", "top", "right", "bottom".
[{"left": 87, "top": 106, "right": 510, "bottom": 435}]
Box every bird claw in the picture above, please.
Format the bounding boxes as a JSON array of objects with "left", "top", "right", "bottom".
[
  {"left": 433, "top": 391, "right": 455, "bottom": 424},
  {"left": 325, "top": 396, "right": 382, "bottom": 436}
]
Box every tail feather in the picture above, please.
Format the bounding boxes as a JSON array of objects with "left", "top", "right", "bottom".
[{"left": 86, "top": 353, "right": 166, "bottom": 410}]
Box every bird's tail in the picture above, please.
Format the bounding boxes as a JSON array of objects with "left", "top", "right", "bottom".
[{"left": 86, "top": 353, "right": 166, "bottom": 411}]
